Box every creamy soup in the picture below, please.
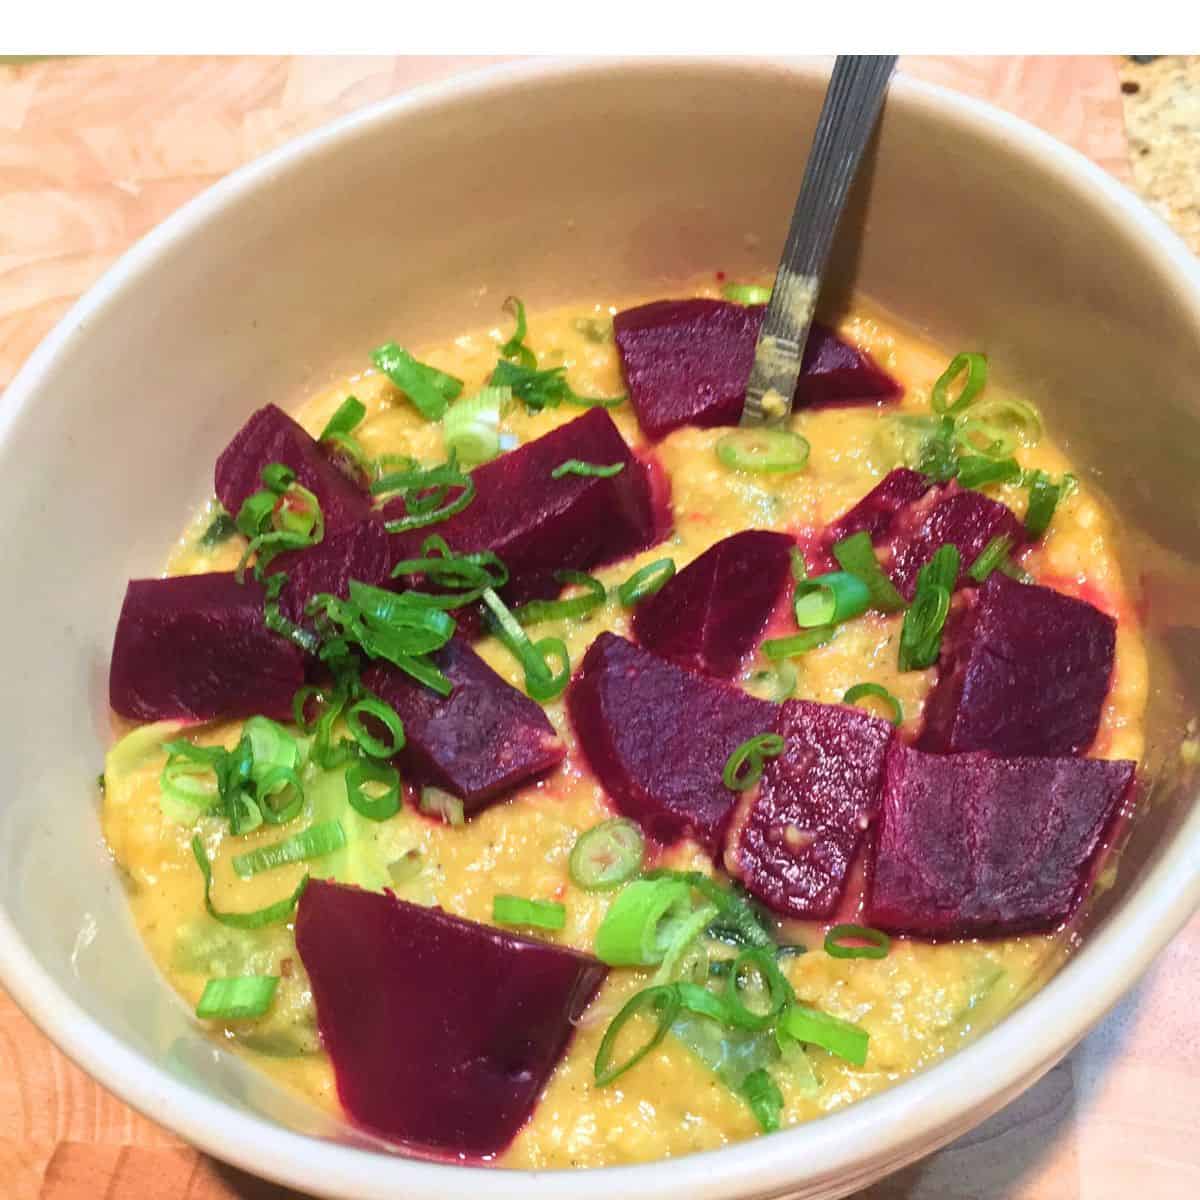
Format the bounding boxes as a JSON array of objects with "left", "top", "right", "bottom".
[{"left": 102, "top": 278, "right": 1146, "bottom": 1167}]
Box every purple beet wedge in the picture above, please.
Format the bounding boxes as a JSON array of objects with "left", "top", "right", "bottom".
[
  {"left": 823, "top": 468, "right": 934, "bottom": 547},
  {"left": 728, "top": 700, "right": 893, "bottom": 919},
  {"left": 883, "top": 482, "right": 1025, "bottom": 599},
  {"left": 270, "top": 518, "right": 394, "bottom": 626},
  {"left": 383, "top": 409, "right": 669, "bottom": 602},
  {"left": 295, "top": 881, "right": 607, "bottom": 1161},
  {"left": 919, "top": 572, "right": 1117, "bottom": 758},
  {"left": 215, "top": 403, "right": 371, "bottom": 535},
  {"left": 566, "top": 633, "right": 775, "bottom": 855},
  {"left": 633, "top": 530, "right": 794, "bottom": 678},
  {"left": 109, "top": 573, "right": 305, "bottom": 721},
  {"left": 362, "top": 639, "right": 564, "bottom": 814},
  {"left": 612, "top": 299, "right": 901, "bottom": 441},
  {"left": 868, "top": 745, "right": 1136, "bottom": 938}
]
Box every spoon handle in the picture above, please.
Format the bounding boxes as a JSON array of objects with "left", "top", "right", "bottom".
[{"left": 741, "top": 55, "right": 897, "bottom": 427}]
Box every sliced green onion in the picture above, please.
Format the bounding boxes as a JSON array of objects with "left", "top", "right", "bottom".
[
  {"left": 195, "top": 975, "right": 279, "bottom": 1021},
  {"left": 761, "top": 627, "right": 836, "bottom": 659},
  {"left": 917, "top": 415, "right": 961, "bottom": 482},
  {"left": 673, "top": 979, "right": 730, "bottom": 1023},
  {"left": 968, "top": 533, "right": 1016, "bottom": 583},
  {"left": 792, "top": 572, "right": 871, "bottom": 628},
  {"left": 643, "top": 869, "right": 775, "bottom": 949},
  {"left": 1024, "top": 469, "right": 1073, "bottom": 539},
  {"left": 594, "top": 984, "right": 681, "bottom": 1086},
  {"left": 498, "top": 296, "right": 537, "bottom": 370},
  {"left": 721, "top": 282, "right": 772, "bottom": 305},
  {"left": 831, "top": 531, "right": 906, "bottom": 613},
  {"left": 372, "top": 342, "right": 463, "bottom": 421},
  {"left": 551, "top": 459, "right": 625, "bottom": 480},
  {"left": 199, "top": 511, "right": 237, "bottom": 547},
  {"left": 160, "top": 753, "right": 220, "bottom": 824},
  {"left": 897, "top": 546, "right": 959, "bottom": 672},
  {"left": 233, "top": 472, "right": 325, "bottom": 581},
  {"left": 513, "top": 571, "right": 607, "bottom": 625},
  {"left": 418, "top": 786, "right": 465, "bottom": 827},
  {"left": 842, "top": 683, "right": 903, "bottom": 727},
  {"left": 969, "top": 394, "right": 1043, "bottom": 446},
  {"left": 594, "top": 878, "right": 694, "bottom": 966},
  {"left": 569, "top": 819, "right": 645, "bottom": 891},
  {"left": 823, "top": 923, "right": 891, "bottom": 960},
  {"left": 480, "top": 586, "right": 571, "bottom": 703},
  {"left": 443, "top": 385, "right": 513, "bottom": 466},
  {"left": 739, "top": 1067, "right": 784, "bottom": 1132},
  {"left": 490, "top": 359, "right": 625, "bottom": 412},
  {"left": 775, "top": 1029, "right": 822, "bottom": 1094},
  {"left": 254, "top": 766, "right": 306, "bottom": 826},
  {"left": 319, "top": 395, "right": 366, "bottom": 442},
  {"left": 617, "top": 558, "right": 676, "bottom": 607},
  {"left": 261, "top": 463, "right": 295, "bottom": 493},
  {"left": 716, "top": 429, "right": 810, "bottom": 475},
  {"left": 345, "top": 760, "right": 401, "bottom": 822},
  {"left": 724, "top": 947, "right": 793, "bottom": 1031},
  {"left": 955, "top": 418, "right": 1017, "bottom": 460},
  {"left": 743, "top": 661, "right": 798, "bottom": 703},
  {"left": 492, "top": 894, "right": 566, "bottom": 931},
  {"left": 930, "top": 352, "right": 987, "bottom": 417},
  {"left": 191, "top": 835, "right": 308, "bottom": 930},
  {"left": 777, "top": 1002, "right": 869, "bottom": 1067},
  {"left": 345, "top": 698, "right": 405, "bottom": 758},
  {"left": 232, "top": 820, "right": 346, "bottom": 879},
  {"left": 375, "top": 458, "right": 477, "bottom": 535},
  {"left": 955, "top": 455, "right": 1022, "bottom": 490},
  {"left": 723, "top": 733, "right": 786, "bottom": 792},
  {"left": 389, "top": 535, "right": 508, "bottom": 606},
  {"left": 652, "top": 904, "right": 719, "bottom": 987}
]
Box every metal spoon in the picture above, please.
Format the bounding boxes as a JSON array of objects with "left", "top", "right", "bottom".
[{"left": 741, "top": 55, "right": 897, "bottom": 428}]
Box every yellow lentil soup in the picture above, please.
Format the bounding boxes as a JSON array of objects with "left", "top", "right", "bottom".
[{"left": 102, "top": 279, "right": 1146, "bottom": 1167}]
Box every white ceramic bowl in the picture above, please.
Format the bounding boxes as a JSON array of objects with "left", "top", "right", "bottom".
[{"left": 2, "top": 57, "right": 1199, "bottom": 1200}]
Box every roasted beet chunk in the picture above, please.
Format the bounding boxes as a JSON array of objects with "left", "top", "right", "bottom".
[
  {"left": 215, "top": 404, "right": 371, "bottom": 535},
  {"left": 728, "top": 700, "right": 893, "bottom": 918},
  {"left": 824, "top": 468, "right": 934, "bottom": 546},
  {"left": 634, "top": 530, "right": 794, "bottom": 678},
  {"left": 920, "top": 573, "right": 1117, "bottom": 757},
  {"left": 295, "top": 881, "right": 606, "bottom": 1160},
  {"left": 109, "top": 573, "right": 304, "bottom": 721},
  {"left": 362, "top": 639, "right": 564, "bottom": 813},
  {"left": 384, "top": 409, "right": 668, "bottom": 602},
  {"left": 566, "top": 633, "right": 775, "bottom": 854},
  {"left": 868, "top": 746, "right": 1135, "bottom": 938},
  {"left": 270, "top": 518, "right": 394, "bottom": 626},
  {"left": 612, "top": 299, "right": 901, "bottom": 440}
]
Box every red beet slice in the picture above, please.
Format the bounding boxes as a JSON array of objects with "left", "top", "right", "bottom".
[
  {"left": 215, "top": 404, "right": 371, "bottom": 535},
  {"left": 566, "top": 633, "right": 775, "bottom": 854},
  {"left": 362, "top": 639, "right": 564, "bottom": 813},
  {"left": 633, "top": 530, "right": 794, "bottom": 678},
  {"left": 728, "top": 700, "right": 893, "bottom": 919},
  {"left": 271, "top": 518, "right": 395, "bottom": 626},
  {"left": 109, "top": 573, "right": 304, "bottom": 721},
  {"left": 884, "top": 482, "right": 1025, "bottom": 599},
  {"left": 867, "top": 745, "right": 1135, "bottom": 938},
  {"left": 295, "top": 880, "right": 607, "bottom": 1161},
  {"left": 920, "top": 572, "right": 1117, "bottom": 758},
  {"left": 823, "top": 467, "right": 935, "bottom": 547},
  {"left": 612, "top": 299, "right": 901, "bottom": 440},
  {"left": 384, "top": 409, "right": 668, "bottom": 600}
]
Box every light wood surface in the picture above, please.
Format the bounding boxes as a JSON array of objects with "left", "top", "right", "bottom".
[{"left": 1, "top": 55, "right": 1196, "bottom": 1200}]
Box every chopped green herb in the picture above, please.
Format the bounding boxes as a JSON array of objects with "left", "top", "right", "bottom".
[{"left": 372, "top": 342, "right": 463, "bottom": 421}]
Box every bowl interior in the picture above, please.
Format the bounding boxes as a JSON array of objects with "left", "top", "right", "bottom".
[{"left": 1, "top": 57, "right": 1199, "bottom": 1200}]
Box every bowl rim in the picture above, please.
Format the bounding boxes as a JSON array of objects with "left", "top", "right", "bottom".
[{"left": 2, "top": 54, "right": 1199, "bottom": 1200}]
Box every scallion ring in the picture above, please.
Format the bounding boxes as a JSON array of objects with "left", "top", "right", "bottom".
[
  {"left": 480, "top": 587, "right": 571, "bottom": 702},
  {"left": 723, "top": 733, "right": 785, "bottom": 792},
  {"left": 617, "top": 558, "right": 676, "bottom": 607},
  {"left": 568, "top": 819, "right": 646, "bottom": 891},
  {"left": 842, "top": 683, "right": 903, "bottom": 727},
  {"left": 716, "top": 429, "right": 810, "bottom": 475},
  {"left": 594, "top": 878, "right": 694, "bottom": 966},
  {"left": 492, "top": 894, "right": 566, "bottom": 931},
  {"left": 761, "top": 627, "right": 836, "bottom": 660},
  {"left": 345, "top": 698, "right": 405, "bottom": 759},
  {"left": 792, "top": 572, "right": 871, "bottom": 628},
  {"left": 513, "top": 571, "right": 607, "bottom": 625},
  {"left": 551, "top": 459, "right": 625, "bottom": 479},
  {"left": 345, "top": 759, "right": 401, "bottom": 822},
  {"left": 191, "top": 835, "right": 308, "bottom": 930},
  {"left": 831, "top": 531, "right": 906, "bottom": 613},
  {"left": 955, "top": 418, "right": 1017, "bottom": 460},
  {"left": 724, "top": 947, "right": 793, "bottom": 1031},
  {"left": 823, "top": 923, "right": 891, "bottom": 960},
  {"left": 254, "top": 766, "right": 306, "bottom": 826},
  {"left": 776, "top": 1002, "right": 869, "bottom": 1066},
  {"left": 195, "top": 975, "right": 279, "bottom": 1021},
  {"left": 594, "top": 984, "right": 681, "bottom": 1086},
  {"left": 419, "top": 786, "right": 466, "bottom": 827},
  {"left": 930, "top": 352, "right": 987, "bottom": 417}
]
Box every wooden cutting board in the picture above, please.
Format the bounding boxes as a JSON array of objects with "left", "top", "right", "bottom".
[{"left": 1, "top": 55, "right": 1197, "bottom": 1200}]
